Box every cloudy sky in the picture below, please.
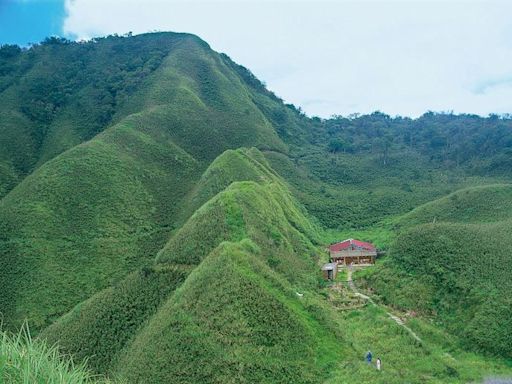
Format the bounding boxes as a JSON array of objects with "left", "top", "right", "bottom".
[{"left": 1, "top": 0, "right": 511, "bottom": 118}]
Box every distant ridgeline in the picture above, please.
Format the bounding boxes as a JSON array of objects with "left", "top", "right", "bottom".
[{"left": 0, "top": 32, "right": 512, "bottom": 382}]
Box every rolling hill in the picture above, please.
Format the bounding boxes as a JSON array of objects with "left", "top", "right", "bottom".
[
  {"left": 397, "top": 184, "right": 512, "bottom": 227},
  {"left": 360, "top": 184, "right": 512, "bottom": 358},
  {"left": 1, "top": 31, "right": 512, "bottom": 383}
]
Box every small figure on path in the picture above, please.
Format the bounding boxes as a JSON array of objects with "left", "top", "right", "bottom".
[
  {"left": 365, "top": 351, "right": 372, "bottom": 365},
  {"left": 376, "top": 357, "right": 381, "bottom": 371}
]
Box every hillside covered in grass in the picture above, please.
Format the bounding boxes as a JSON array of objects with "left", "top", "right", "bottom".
[
  {"left": 1, "top": 32, "right": 512, "bottom": 383},
  {"left": 40, "top": 149, "right": 512, "bottom": 383},
  {"left": 0, "top": 33, "right": 297, "bottom": 332},
  {"left": 361, "top": 184, "right": 512, "bottom": 358},
  {"left": 40, "top": 148, "right": 339, "bottom": 383},
  {"left": 397, "top": 184, "right": 512, "bottom": 227}
]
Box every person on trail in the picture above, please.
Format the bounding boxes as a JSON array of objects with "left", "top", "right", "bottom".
[
  {"left": 376, "top": 357, "right": 381, "bottom": 371},
  {"left": 365, "top": 351, "right": 372, "bottom": 364}
]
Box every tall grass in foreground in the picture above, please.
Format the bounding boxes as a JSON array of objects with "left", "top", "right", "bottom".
[{"left": 0, "top": 325, "right": 109, "bottom": 383}]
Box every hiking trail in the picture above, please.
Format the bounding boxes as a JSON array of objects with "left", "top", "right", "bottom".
[{"left": 347, "top": 268, "right": 422, "bottom": 343}]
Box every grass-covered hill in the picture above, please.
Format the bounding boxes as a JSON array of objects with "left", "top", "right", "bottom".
[
  {"left": 40, "top": 149, "right": 338, "bottom": 383},
  {"left": 0, "top": 34, "right": 178, "bottom": 198},
  {"left": 1, "top": 31, "right": 512, "bottom": 383},
  {"left": 0, "top": 33, "right": 300, "bottom": 332},
  {"left": 361, "top": 184, "right": 512, "bottom": 358},
  {"left": 40, "top": 150, "right": 512, "bottom": 383},
  {"left": 397, "top": 184, "right": 512, "bottom": 227}
]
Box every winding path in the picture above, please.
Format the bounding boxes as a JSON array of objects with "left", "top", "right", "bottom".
[{"left": 346, "top": 268, "right": 422, "bottom": 343}]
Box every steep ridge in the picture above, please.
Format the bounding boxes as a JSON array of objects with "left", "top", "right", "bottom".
[
  {"left": 0, "top": 34, "right": 181, "bottom": 196},
  {"left": 0, "top": 117, "right": 202, "bottom": 330},
  {"left": 177, "top": 147, "right": 278, "bottom": 221},
  {"left": 157, "top": 180, "right": 320, "bottom": 283},
  {"left": 41, "top": 148, "right": 338, "bottom": 383},
  {"left": 40, "top": 264, "right": 190, "bottom": 374},
  {"left": 0, "top": 33, "right": 297, "bottom": 332},
  {"left": 2, "top": 32, "right": 512, "bottom": 382},
  {"left": 117, "top": 240, "right": 335, "bottom": 384}
]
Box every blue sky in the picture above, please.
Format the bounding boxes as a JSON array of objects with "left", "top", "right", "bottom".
[
  {"left": 1, "top": 0, "right": 511, "bottom": 118},
  {"left": 0, "top": 0, "right": 65, "bottom": 45}
]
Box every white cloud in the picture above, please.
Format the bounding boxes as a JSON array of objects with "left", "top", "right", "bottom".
[{"left": 63, "top": 0, "right": 512, "bottom": 117}]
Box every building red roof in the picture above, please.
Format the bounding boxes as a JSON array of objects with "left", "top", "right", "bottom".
[{"left": 329, "top": 239, "right": 376, "bottom": 252}]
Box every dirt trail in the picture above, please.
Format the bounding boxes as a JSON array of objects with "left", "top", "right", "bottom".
[{"left": 347, "top": 268, "right": 422, "bottom": 343}]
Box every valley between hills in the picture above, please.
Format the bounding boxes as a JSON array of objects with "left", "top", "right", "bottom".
[{"left": 1, "top": 32, "right": 512, "bottom": 383}]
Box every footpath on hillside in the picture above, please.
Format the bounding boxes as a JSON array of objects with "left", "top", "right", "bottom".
[{"left": 346, "top": 268, "right": 422, "bottom": 343}]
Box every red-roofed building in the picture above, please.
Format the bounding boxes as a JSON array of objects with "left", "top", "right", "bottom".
[{"left": 329, "top": 239, "right": 377, "bottom": 265}]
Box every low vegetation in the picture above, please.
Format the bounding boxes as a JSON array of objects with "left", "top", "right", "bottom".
[
  {"left": 359, "top": 184, "right": 512, "bottom": 358},
  {"left": 41, "top": 148, "right": 330, "bottom": 382},
  {"left": 118, "top": 240, "right": 339, "bottom": 383},
  {"left": 397, "top": 183, "right": 512, "bottom": 227},
  {"left": 40, "top": 265, "right": 190, "bottom": 374},
  {"left": 1, "top": 32, "right": 512, "bottom": 383},
  {"left": 0, "top": 326, "right": 108, "bottom": 383}
]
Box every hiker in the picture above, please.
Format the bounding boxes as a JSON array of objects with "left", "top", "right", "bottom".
[
  {"left": 376, "top": 357, "right": 381, "bottom": 371},
  {"left": 365, "top": 351, "right": 372, "bottom": 364}
]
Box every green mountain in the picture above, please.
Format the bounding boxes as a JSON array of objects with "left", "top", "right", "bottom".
[
  {"left": 1, "top": 32, "right": 512, "bottom": 383},
  {"left": 41, "top": 148, "right": 333, "bottom": 382},
  {"left": 0, "top": 33, "right": 293, "bottom": 331}
]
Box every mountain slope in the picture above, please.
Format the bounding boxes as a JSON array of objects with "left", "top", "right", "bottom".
[
  {"left": 117, "top": 240, "right": 336, "bottom": 384},
  {"left": 39, "top": 264, "right": 190, "bottom": 374},
  {"left": 391, "top": 220, "right": 512, "bottom": 356},
  {"left": 0, "top": 34, "right": 180, "bottom": 196},
  {"left": 41, "top": 149, "right": 337, "bottom": 382},
  {"left": 397, "top": 184, "right": 512, "bottom": 227},
  {"left": 41, "top": 150, "right": 512, "bottom": 383},
  {"left": 362, "top": 184, "right": 512, "bottom": 357},
  {"left": 0, "top": 33, "right": 296, "bottom": 332},
  {"left": 1, "top": 31, "right": 512, "bottom": 383}
]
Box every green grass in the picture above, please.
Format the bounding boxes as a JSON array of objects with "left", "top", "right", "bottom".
[
  {"left": 336, "top": 267, "right": 348, "bottom": 282},
  {"left": 0, "top": 123, "right": 201, "bottom": 331},
  {"left": 0, "top": 33, "right": 180, "bottom": 194},
  {"left": 324, "top": 303, "right": 512, "bottom": 383},
  {"left": 40, "top": 149, "right": 327, "bottom": 381},
  {"left": 2, "top": 32, "right": 512, "bottom": 383},
  {"left": 116, "top": 240, "right": 340, "bottom": 384},
  {"left": 360, "top": 184, "right": 512, "bottom": 358},
  {"left": 0, "top": 325, "right": 110, "bottom": 383},
  {"left": 0, "top": 31, "right": 293, "bottom": 332},
  {"left": 397, "top": 183, "right": 512, "bottom": 228},
  {"left": 388, "top": 221, "right": 512, "bottom": 357},
  {"left": 177, "top": 147, "right": 278, "bottom": 222},
  {"left": 264, "top": 148, "right": 509, "bottom": 231},
  {"left": 158, "top": 178, "right": 321, "bottom": 284},
  {"left": 41, "top": 155, "right": 512, "bottom": 382},
  {"left": 40, "top": 265, "right": 190, "bottom": 375}
]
